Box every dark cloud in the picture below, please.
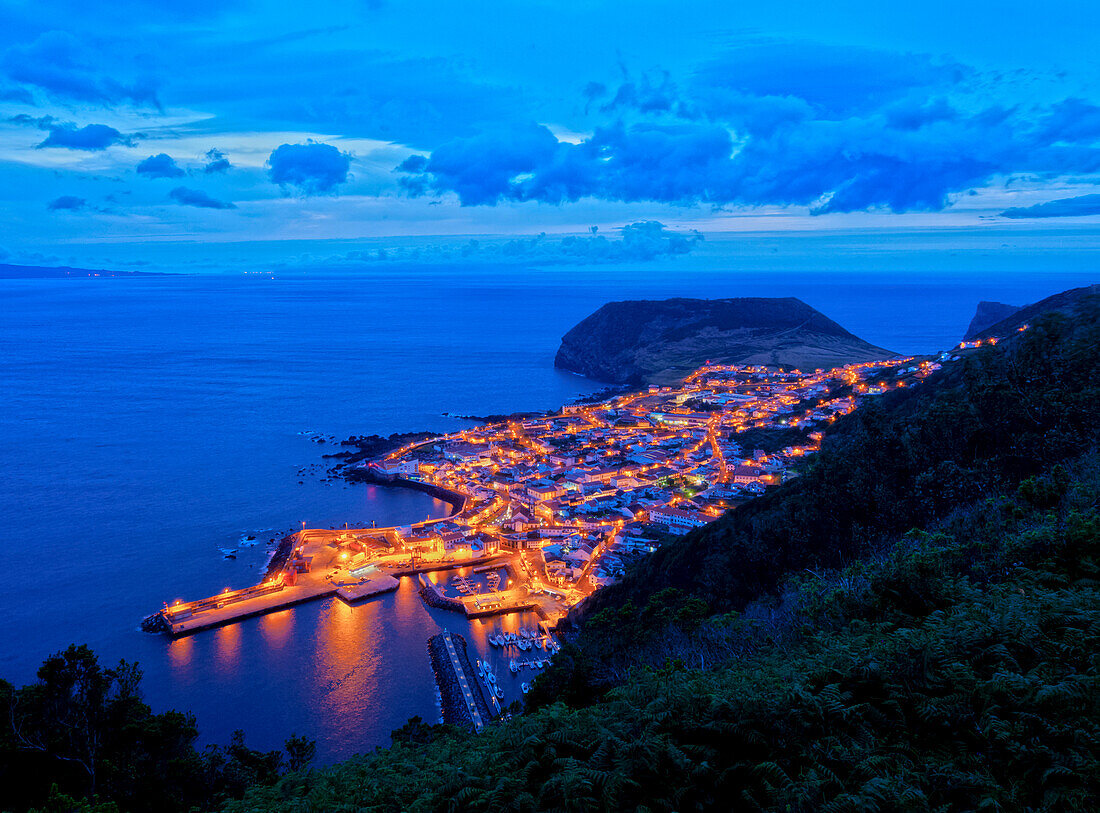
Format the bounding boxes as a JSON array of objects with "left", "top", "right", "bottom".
[
  {"left": 36, "top": 122, "right": 131, "bottom": 150},
  {"left": 883, "top": 97, "right": 958, "bottom": 130},
  {"left": 3, "top": 31, "right": 158, "bottom": 106},
  {"left": 267, "top": 141, "right": 351, "bottom": 195},
  {"left": 397, "top": 43, "right": 1100, "bottom": 214},
  {"left": 47, "top": 195, "right": 86, "bottom": 211},
  {"left": 136, "top": 153, "right": 184, "bottom": 178},
  {"left": 170, "top": 42, "right": 525, "bottom": 152},
  {"left": 203, "top": 148, "right": 231, "bottom": 174},
  {"left": 691, "top": 43, "right": 968, "bottom": 117},
  {"left": 168, "top": 186, "right": 236, "bottom": 209},
  {"left": 1035, "top": 98, "right": 1100, "bottom": 144},
  {"left": 1001, "top": 193, "right": 1100, "bottom": 218}
]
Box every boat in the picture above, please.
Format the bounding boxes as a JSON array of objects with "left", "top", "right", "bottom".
[
  {"left": 521, "top": 682, "right": 531, "bottom": 694},
  {"left": 509, "top": 660, "right": 519, "bottom": 674}
]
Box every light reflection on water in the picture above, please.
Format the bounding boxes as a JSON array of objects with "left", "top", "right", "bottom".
[{"left": 157, "top": 575, "right": 542, "bottom": 762}]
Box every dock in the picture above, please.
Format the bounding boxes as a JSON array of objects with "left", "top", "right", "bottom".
[
  {"left": 427, "top": 632, "right": 492, "bottom": 733},
  {"left": 146, "top": 523, "right": 527, "bottom": 638},
  {"left": 161, "top": 570, "right": 400, "bottom": 636}
]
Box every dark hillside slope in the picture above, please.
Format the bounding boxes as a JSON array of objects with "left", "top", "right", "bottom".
[
  {"left": 555, "top": 297, "right": 895, "bottom": 384},
  {"left": 963, "top": 300, "right": 1020, "bottom": 339},
  {"left": 972, "top": 283, "right": 1098, "bottom": 338}
]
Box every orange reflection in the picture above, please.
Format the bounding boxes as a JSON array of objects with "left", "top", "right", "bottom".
[
  {"left": 168, "top": 635, "right": 193, "bottom": 670},
  {"left": 214, "top": 622, "right": 242, "bottom": 673},
  {"left": 395, "top": 576, "right": 417, "bottom": 612},
  {"left": 259, "top": 609, "right": 294, "bottom": 648}
]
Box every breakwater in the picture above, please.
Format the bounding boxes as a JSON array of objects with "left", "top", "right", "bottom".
[
  {"left": 427, "top": 632, "right": 492, "bottom": 732},
  {"left": 345, "top": 467, "right": 467, "bottom": 515}
]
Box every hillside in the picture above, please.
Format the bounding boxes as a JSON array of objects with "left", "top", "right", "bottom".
[
  {"left": 963, "top": 300, "right": 1020, "bottom": 339},
  {"left": 970, "top": 283, "right": 1099, "bottom": 338},
  {"left": 554, "top": 297, "right": 896, "bottom": 385}
]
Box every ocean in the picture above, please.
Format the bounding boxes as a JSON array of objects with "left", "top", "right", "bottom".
[{"left": 0, "top": 265, "right": 1093, "bottom": 762}]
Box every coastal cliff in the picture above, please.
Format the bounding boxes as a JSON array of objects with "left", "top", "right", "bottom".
[
  {"left": 555, "top": 296, "right": 896, "bottom": 384},
  {"left": 968, "top": 283, "right": 1099, "bottom": 339},
  {"left": 964, "top": 301, "right": 1021, "bottom": 339}
]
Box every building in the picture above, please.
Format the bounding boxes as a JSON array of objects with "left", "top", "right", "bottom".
[
  {"left": 729, "top": 464, "right": 766, "bottom": 484},
  {"left": 648, "top": 506, "right": 711, "bottom": 532}
]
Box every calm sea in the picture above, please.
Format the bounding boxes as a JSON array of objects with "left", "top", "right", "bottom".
[{"left": 0, "top": 265, "right": 1092, "bottom": 762}]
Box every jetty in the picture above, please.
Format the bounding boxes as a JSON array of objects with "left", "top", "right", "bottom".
[
  {"left": 145, "top": 518, "right": 524, "bottom": 637},
  {"left": 145, "top": 527, "right": 408, "bottom": 637},
  {"left": 428, "top": 632, "right": 491, "bottom": 732}
]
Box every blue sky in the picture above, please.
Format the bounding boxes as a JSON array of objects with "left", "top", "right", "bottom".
[{"left": 1, "top": 0, "right": 1099, "bottom": 270}]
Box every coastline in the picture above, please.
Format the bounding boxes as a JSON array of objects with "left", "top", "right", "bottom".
[{"left": 343, "top": 466, "right": 467, "bottom": 515}]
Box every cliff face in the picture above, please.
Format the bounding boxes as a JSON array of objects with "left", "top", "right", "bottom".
[
  {"left": 969, "top": 284, "right": 1099, "bottom": 340},
  {"left": 964, "top": 302, "right": 1022, "bottom": 340},
  {"left": 555, "top": 297, "right": 896, "bottom": 384}
]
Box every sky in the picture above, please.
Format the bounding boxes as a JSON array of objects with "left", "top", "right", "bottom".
[{"left": 1, "top": 0, "right": 1100, "bottom": 271}]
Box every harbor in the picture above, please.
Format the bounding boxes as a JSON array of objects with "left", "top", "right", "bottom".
[{"left": 145, "top": 520, "right": 557, "bottom": 637}]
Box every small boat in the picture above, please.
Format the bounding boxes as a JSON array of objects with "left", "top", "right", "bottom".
[
  {"left": 495, "top": 686, "right": 504, "bottom": 700},
  {"left": 518, "top": 640, "right": 530, "bottom": 651},
  {"left": 521, "top": 682, "right": 531, "bottom": 694},
  {"left": 485, "top": 668, "right": 496, "bottom": 684},
  {"left": 509, "top": 660, "right": 519, "bottom": 674}
]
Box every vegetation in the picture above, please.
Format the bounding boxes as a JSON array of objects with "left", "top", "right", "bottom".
[
  {"left": 0, "top": 646, "right": 314, "bottom": 812},
  {"left": 3, "top": 298, "right": 1098, "bottom": 811}
]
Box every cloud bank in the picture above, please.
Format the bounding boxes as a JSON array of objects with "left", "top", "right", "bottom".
[
  {"left": 335, "top": 221, "right": 702, "bottom": 266},
  {"left": 397, "top": 44, "right": 1100, "bottom": 215},
  {"left": 1001, "top": 194, "right": 1100, "bottom": 219}
]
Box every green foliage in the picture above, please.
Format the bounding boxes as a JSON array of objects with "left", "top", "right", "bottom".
[{"left": 0, "top": 647, "right": 308, "bottom": 813}]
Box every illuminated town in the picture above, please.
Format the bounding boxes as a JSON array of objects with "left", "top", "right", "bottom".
[{"left": 146, "top": 342, "right": 1021, "bottom": 643}]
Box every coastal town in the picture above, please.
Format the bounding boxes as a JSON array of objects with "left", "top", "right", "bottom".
[
  {"left": 138, "top": 332, "right": 1016, "bottom": 725},
  {"left": 151, "top": 340, "right": 1023, "bottom": 635}
]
